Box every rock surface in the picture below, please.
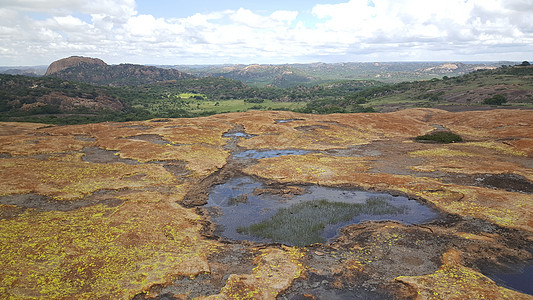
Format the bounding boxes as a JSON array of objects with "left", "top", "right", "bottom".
[
  {"left": 0, "top": 108, "right": 532, "bottom": 299},
  {"left": 45, "top": 56, "right": 107, "bottom": 75}
]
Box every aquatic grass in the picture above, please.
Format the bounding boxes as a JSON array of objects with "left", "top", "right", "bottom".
[{"left": 237, "top": 197, "right": 405, "bottom": 246}]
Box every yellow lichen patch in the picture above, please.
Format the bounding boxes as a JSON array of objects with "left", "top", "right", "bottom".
[
  {"left": 410, "top": 156, "right": 532, "bottom": 180},
  {"left": 431, "top": 109, "right": 533, "bottom": 139},
  {"left": 237, "top": 120, "right": 375, "bottom": 151},
  {"left": 0, "top": 192, "right": 218, "bottom": 299},
  {"left": 507, "top": 138, "right": 533, "bottom": 157},
  {"left": 463, "top": 141, "right": 527, "bottom": 156},
  {"left": 0, "top": 134, "right": 92, "bottom": 156},
  {"left": 419, "top": 185, "right": 533, "bottom": 232},
  {"left": 244, "top": 154, "right": 372, "bottom": 185},
  {"left": 0, "top": 122, "right": 50, "bottom": 136},
  {"left": 227, "top": 110, "right": 440, "bottom": 151},
  {"left": 44, "top": 118, "right": 231, "bottom": 177},
  {"left": 456, "top": 232, "right": 497, "bottom": 242},
  {"left": 327, "top": 108, "right": 437, "bottom": 138},
  {"left": 396, "top": 249, "right": 533, "bottom": 300},
  {"left": 0, "top": 153, "right": 174, "bottom": 200},
  {"left": 203, "top": 246, "right": 304, "bottom": 300},
  {"left": 409, "top": 148, "right": 475, "bottom": 157},
  {"left": 146, "top": 119, "right": 234, "bottom": 147},
  {"left": 101, "top": 137, "right": 229, "bottom": 177}
]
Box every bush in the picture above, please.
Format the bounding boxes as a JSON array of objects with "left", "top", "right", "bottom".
[
  {"left": 416, "top": 131, "right": 463, "bottom": 143},
  {"left": 483, "top": 94, "right": 507, "bottom": 105}
]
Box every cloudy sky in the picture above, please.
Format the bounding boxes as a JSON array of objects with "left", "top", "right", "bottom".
[{"left": 1, "top": 0, "right": 532, "bottom": 66}]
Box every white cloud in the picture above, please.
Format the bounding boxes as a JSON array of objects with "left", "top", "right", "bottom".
[{"left": 0, "top": 0, "right": 532, "bottom": 65}]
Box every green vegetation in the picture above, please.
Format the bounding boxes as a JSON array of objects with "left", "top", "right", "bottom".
[
  {"left": 0, "top": 74, "right": 376, "bottom": 124},
  {"left": 483, "top": 94, "right": 507, "bottom": 105},
  {"left": 304, "top": 66, "right": 533, "bottom": 111},
  {"left": 1, "top": 64, "right": 531, "bottom": 125},
  {"left": 415, "top": 131, "right": 463, "bottom": 143},
  {"left": 237, "top": 197, "right": 405, "bottom": 246}
]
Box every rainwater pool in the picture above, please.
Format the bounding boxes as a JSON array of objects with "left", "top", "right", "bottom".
[{"left": 205, "top": 176, "right": 438, "bottom": 246}]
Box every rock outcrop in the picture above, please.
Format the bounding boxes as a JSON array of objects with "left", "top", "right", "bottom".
[
  {"left": 45, "top": 56, "right": 194, "bottom": 86},
  {"left": 45, "top": 56, "right": 107, "bottom": 76}
]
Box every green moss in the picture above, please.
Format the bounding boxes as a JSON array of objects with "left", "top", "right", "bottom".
[
  {"left": 415, "top": 131, "right": 463, "bottom": 144},
  {"left": 237, "top": 197, "right": 405, "bottom": 247}
]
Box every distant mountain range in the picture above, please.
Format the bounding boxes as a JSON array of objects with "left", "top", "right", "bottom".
[
  {"left": 171, "top": 61, "right": 502, "bottom": 87},
  {"left": 1, "top": 57, "right": 508, "bottom": 88}
]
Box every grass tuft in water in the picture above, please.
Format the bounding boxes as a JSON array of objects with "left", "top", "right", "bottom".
[{"left": 237, "top": 196, "right": 405, "bottom": 246}]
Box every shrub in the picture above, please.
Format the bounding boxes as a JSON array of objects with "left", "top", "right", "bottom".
[
  {"left": 483, "top": 94, "right": 507, "bottom": 105},
  {"left": 416, "top": 131, "right": 463, "bottom": 143}
]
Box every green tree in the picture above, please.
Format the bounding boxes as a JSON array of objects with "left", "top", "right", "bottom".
[{"left": 483, "top": 94, "right": 507, "bottom": 105}]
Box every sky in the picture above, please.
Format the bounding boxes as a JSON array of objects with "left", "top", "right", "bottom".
[{"left": 0, "top": 0, "right": 532, "bottom": 66}]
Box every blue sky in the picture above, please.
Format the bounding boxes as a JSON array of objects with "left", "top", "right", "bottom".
[
  {"left": 0, "top": 0, "right": 532, "bottom": 66},
  {"left": 136, "top": 0, "right": 343, "bottom": 19}
]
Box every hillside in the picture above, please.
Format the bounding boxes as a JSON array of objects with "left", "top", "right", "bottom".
[
  {"left": 303, "top": 65, "right": 533, "bottom": 113},
  {"left": 0, "top": 74, "right": 132, "bottom": 123},
  {"left": 46, "top": 56, "right": 194, "bottom": 86},
  {"left": 0, "top": 72, "right": 379, "bottom": 124},
  {"left": 175, "top": 61, "right": 499, "bottom": 87}
]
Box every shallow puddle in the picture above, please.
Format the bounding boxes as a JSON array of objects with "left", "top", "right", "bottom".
[
  {"left": 232, "top": 149, "right": 312, "bottom": 159},
  {"left": 205, "top": 177, "right": 438, "bottom": 246},
  {"left": 275, "top": 118, "right": 305, "bottom": 124},
  {"left": 485, "top": 264, "right": 533, "bottom": 295},
  {"left": 222, "top": 132, "right": 256, "bottom": 139}
]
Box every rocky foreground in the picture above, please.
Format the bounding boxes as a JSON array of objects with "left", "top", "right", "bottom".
[{"left": 0, "top": 108, "right": 532, "bottom": 299}]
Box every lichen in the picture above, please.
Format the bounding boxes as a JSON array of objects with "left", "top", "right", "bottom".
[{"left": 0, "top": 192, "right": 218, "bottom": 299}]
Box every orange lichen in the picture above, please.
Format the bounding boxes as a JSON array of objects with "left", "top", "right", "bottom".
[
  {"left": 244, "top": 153, "right": 373, "bottom": 185},
  {"left": 0, "top": 154, "right": 174, "bottom": 200}
]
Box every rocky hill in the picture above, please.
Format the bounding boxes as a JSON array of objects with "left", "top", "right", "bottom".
[
  {"left": 45, "top": 56, "right": 107, "bottom": 76},
  {"left": 46, "top": 56, "right": 194, "bottom": 86},
  {"left": 0, "top": 74, "right": 129, "bottom": 123}
]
